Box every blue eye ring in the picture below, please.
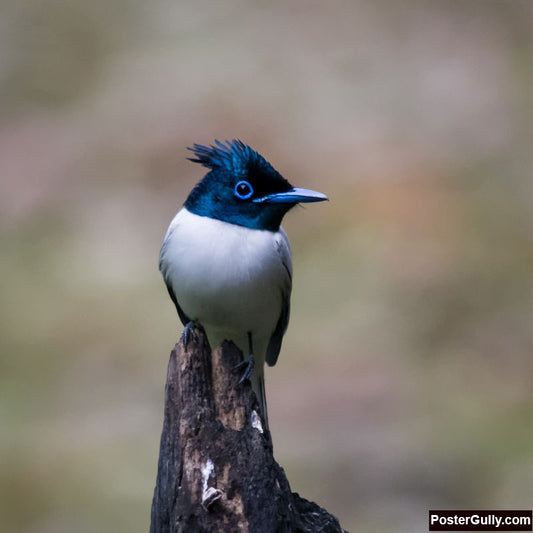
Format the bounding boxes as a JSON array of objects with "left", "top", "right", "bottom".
[{"left": 234, "top": 180, "right": 254, "bottom": 200}]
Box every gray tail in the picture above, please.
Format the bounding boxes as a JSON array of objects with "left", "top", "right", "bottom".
[{"left": 251, "top": 370, "right": 269, "bottom": 430}]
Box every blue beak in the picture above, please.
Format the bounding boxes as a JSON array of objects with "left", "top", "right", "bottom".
[{"left": 254, "top": 187, "right": 328, "bottom": 204}]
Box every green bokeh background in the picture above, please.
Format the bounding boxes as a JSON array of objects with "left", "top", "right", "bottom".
[{"left": 1, "top": 1, "right": 532, "bottom": 531}]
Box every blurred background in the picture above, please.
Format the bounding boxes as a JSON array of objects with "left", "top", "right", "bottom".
[{"left": 1, "top": 1, "right": 533, "bottom": 531}]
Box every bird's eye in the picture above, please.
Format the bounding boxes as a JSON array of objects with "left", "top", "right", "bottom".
[{"left": 234, "top": 180, "right": 254, "bottom": 200}]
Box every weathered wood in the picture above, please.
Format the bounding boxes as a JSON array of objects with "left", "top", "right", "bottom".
[{"left": 150, "top": 324, "right": 347, "bottom": 533}]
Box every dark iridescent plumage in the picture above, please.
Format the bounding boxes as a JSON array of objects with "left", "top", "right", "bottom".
[{"left": 184, "top": 140, "right": 294, "bottom": 231}]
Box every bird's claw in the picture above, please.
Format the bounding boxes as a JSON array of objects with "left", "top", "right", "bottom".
[
  {"left": 234, "top": 354, "right": 255, "bottom": 384},
  {"left": 181, "top": 321, "right": 196, "bottom": 345}
]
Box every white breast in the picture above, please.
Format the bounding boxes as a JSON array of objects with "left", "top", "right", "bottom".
[{"left": 159, "top": 208, "right": 292, "bottom": 361}]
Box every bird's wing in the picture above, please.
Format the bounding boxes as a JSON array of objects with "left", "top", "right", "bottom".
[
  {"left": 266, "top": 228, "right": 292, "bottom": 367},
  {"left": 163, "top": 281, "right": 190, "bottom": 327},
  {"left": 159, "top": 221, "right": 191, "bottom": 327}
]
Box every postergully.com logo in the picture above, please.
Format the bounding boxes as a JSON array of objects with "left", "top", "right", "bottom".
[{"left": 429, "top": 510, "right": 532, "bottom": 531}]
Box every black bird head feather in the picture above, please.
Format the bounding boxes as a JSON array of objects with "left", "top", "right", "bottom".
[{"left": 187, "top": 139, "right": 278, "bottom": 180}]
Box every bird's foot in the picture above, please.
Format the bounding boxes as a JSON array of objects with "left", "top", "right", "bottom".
[
  {"left": 233, "top": 354, "right": 255, "bottom": 384},
  {"left": 181, "top": 321, "right": 196, "bottom": 346}
]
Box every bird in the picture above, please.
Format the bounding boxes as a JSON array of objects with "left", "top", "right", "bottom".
[{"left": 159, "top": 140, "right": 327, "bottom": 427}]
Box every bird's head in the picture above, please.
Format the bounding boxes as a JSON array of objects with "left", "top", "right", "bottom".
[{"left": 184, "top": 140, "right": 327, "bottom": 231}]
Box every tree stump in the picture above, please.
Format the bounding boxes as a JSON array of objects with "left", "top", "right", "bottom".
[{"left": 150, "top": 324, "right": 347, "bottom": 533}]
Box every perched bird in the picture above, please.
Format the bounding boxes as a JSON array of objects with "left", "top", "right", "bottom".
[{"left": 159, "top": 140, "right": 327, "bottom": 426}]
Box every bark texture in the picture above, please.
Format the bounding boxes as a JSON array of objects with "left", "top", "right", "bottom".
[{"left": 150, "top": 324, "right": 347, "bottom": 533}]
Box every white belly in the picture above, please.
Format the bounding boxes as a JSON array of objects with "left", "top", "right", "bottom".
[{"left": 160, "top": 208, "right": 291, "bottom": 358}]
